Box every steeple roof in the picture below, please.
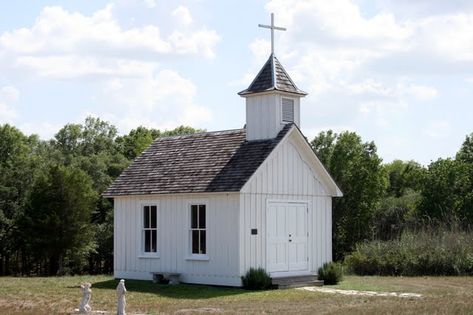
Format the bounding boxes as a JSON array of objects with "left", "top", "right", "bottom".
[{"left": 238, "top": 54, "right": 307, "bottom": 96}]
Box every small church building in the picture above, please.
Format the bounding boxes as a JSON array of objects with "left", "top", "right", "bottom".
[{"left": 104, "top": 15, "right": 342, "bottom": 287}]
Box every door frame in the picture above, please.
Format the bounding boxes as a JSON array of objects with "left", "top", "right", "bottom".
[{"left": 265, "top": 199, "right": 311, "bottom": 276}]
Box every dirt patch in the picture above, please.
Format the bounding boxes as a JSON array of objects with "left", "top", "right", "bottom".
[
  {"left": 175, "top": 307, "right": 224, "bottom": 313},
  {"left": 299, "top": 286, "right": 423, "bottom": 298}
]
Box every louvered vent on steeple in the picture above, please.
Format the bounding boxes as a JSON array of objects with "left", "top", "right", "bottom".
[{"left": 282, "top": 98, "right": 294, "bottom": 122}]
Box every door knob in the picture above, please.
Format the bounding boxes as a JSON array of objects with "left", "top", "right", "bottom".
[{"left": 289, "top": 239, "right": 292, "bottom": 242}]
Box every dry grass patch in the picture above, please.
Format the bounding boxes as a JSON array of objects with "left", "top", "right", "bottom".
[{"left": 0, "top": 275, "right": 472, "bottom": 314}]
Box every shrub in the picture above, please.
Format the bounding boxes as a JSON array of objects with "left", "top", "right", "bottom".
[
  {"left": 345, "top": 229, "right": 473, "bottom": 276},
  {"left": 241, "top": 267, "right": 272, "bottom": 290},
  {"left": 317, "top": 262, "right": 343, "bottom": 285}
]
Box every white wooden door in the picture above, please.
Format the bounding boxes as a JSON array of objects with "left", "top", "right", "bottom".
[{"left": 267, "top": 202, "right": 308, "bottom": 273}]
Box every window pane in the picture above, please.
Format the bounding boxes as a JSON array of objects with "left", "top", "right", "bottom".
[
  {"left": 143, "top": 206, "right": 150, "bottom": 228},
  {"left": 191, "top": 205, "right": 198, "bottom": 228},
  {"left": 192, "top": 230, "right": 199, "bottom": 254},
  {"left": 199, "top": 205, "right": 206, "bottom": 228},
  {"left": 144, "top": 230, "right": 151, "bottom": 252},
  {"left": 151, "top": 206, "right": 157, "bottom": 228},
  {"left": 151, "top": 230, "right": 157, "bottom": 252},
  {"left": 200, "top": 230, "right": 206, "bottom": 254}
]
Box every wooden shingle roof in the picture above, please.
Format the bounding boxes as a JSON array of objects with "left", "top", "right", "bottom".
[
  {"left": 103, "top": 124, "right": 293, "bottom": 197},
  {"left": 238, "top": 53, "right": 307, "bottom": 96}
]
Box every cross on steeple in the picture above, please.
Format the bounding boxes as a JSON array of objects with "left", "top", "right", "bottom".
[{"left": 258, "top": 13, "right": 286, "bottom": 55}]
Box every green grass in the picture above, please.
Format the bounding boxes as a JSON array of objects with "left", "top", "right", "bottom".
[{"left": 0, "top": 275, "right": 472, "bottom": 314}]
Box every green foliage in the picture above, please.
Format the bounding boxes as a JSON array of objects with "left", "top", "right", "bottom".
[
  {"left": 317, "top": 262, "right": 343, "bottom": 285},
  {"left": 373, "top": 190, "right": 421, "bottom": 240},
  {"left": 418, "top": 158, "right": 473, "bottom": 225},
  {"left": 311, "top": 131, "right": 387, "bottom": 260},
  {"left": 115, "top": 126, "right": 159, "bottom": 160},
  {"left": 54, "top": 116, "right": 118, "bottom": 157},
  {"left": 241, "top": 267, "right": 272, "bottom": 290},
  {"left": 0, "top": 124, "right": 44, "bottom": 275},
  {"left": 345, "top": 229, "right": 473, "bottom": 276},
  {"left": 457, "top": 133, "right": 473, "bottom": 164},
  {"left": 116, "top": 125, "right": 205, "bottom": 160},
  {"left": 384, "top": 160, "right": 425, "bottom": 198},
  {"left": 21, "top": 164, "right": 97, "bottom": 275}
]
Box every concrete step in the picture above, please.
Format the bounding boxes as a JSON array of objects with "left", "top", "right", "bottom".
[
  {"left": 271, "top": 275, "right": 324, "bottom": 289},
  {"left": 277, "top": 280, "right": 324, "bottom": 289}
]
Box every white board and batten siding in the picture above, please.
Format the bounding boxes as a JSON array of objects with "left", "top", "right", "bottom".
[
  {"left": 245, "top": 93, "right": 300, "bottom": 141},
  {"left": 239, "top": 129, "right": 333, "bottom": 276},
  {"left": 114, "top": 193, "right": 241, "bottom": 286}
]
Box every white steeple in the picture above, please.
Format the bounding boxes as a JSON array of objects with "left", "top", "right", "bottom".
[{"left": 239, "top": 13, "right": 307, "bottom": 141}]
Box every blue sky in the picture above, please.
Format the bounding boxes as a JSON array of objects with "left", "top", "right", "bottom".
[{"left": 0, "top": 0, "right": 472, "bottom": 165}]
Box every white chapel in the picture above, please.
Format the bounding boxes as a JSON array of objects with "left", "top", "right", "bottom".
[{"left": 104, "top": 13, "right": 342, "bottom": 287}]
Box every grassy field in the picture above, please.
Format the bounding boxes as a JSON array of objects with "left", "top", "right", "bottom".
[{"left": 0, "top": 275, "right": 472, "bottom": 314}]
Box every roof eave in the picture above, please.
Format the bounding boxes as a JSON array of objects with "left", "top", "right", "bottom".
[
  {"left": 101, "top": 190, "right": 241, "bottom": 198},
  {"left": 238, "top": 87, "right": 308, "bottom": 97}
]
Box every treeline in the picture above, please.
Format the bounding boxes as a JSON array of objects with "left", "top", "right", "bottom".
[
  {"left": 311, "top": 130, "right": 473, "bottom": 261},
  {"left": 0, "top": 117, "right": 203, "bottom": 276},
  {"left": 0, "top": 117, "right": 471, "bottom": 276}
]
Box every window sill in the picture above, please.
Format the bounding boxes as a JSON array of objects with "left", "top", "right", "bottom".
[
  {"left": 138, "top": 254, "right": 160, "bottom": 259},
  {"left": 185, "top": 255, "right": 209, "bottom": 261}
]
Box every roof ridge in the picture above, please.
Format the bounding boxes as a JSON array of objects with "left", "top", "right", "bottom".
[
  {"left": 154, "top": 128, "right": 245, "bottom": 141},
  {"left": 273, "top": 56, "right": 305, "bottom": 94}
]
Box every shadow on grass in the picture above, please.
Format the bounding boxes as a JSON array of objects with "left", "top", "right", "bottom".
[{"left": 92, "top": 279, "right": 249, "bottom": 299}]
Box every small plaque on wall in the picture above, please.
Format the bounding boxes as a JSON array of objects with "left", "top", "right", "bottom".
[{"left": 251, "top": 228, "right": 258, "bottom": 235}]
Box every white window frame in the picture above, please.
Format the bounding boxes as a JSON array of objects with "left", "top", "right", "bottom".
[
  {"left": 187, "top": 202, "right": 209, "bottom": 261},
  {"left": 281, "top": 97, "right": 295, "bottom": 123},
  {"left": 140, "top": 204, "right": 160, "bottom": 258}
]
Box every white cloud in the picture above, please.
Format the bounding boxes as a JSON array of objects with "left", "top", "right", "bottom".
[
  {"left": 348, "top": 80, "right": 437, "bottom": 101},
  {"left": 412, "top": 14, "right": 473, "bottom": 62},
  {"left": 249, "top": 39, "right": 271, "bottom": 64},
  {"left": 0, "top": 86, "right": 20, "bottom": 124},
  {"left": 18, "top": 121, "right": 63, "bottom": 140},
  {"left": 173, "top": 6, "right": 193, "bottom": 27},
  {"left": 0, "top": 5, "right": 170, "bottom": 55},
  {"left": 359, "top": 100, "right": 407, "bottom": 115},
  {"left": 238, "top": 0, "right": 453, "bottom": 143},
  {"left": 260, "top": 0, "right": 473, "bottom": 82},
  {"left": 95, "top": 69, "right": 212, "bottom": 133},
  {"left": 15, "top": 55, "right": 157, "bottom": 79},
  {"left": 143, "top": 0, "right": 157, "bottom": 8},
  {"left": 0, "top": 4, "right": 219, "bottom": 79},
  {"left": 168, "top": 28, "right": 219, "bottom": 59},
  {"left": 0, "top": 86, "right": 20, "bottom": 103},
  {"left": 303, "top": 125, "right": 354, "bottom": 141},
  {"left": 406, "top": 84, "right": 438, "bottom": 101},
  {"left": 266, "top": 0, "right": 411, "bottom": 51},
  {"left": 422, "top": 121, "right": 451, "bottom": 139},
  {"left": 0, "top": 102, "right": 17, "bottom": 123}
]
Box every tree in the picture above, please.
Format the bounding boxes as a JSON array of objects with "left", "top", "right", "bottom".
[
  {"left": 115, "top": 126, "right": 159, "bottom": 160},
  {"left": 309, "top": 130, "right": 337, "bottom": 167},
  {"left": 0, "top": 124, "right": 43, "bottom": 275},
  {"left": 418, "top": 158, "right": 473, "bottom": 226},
  {"left": 22, "top": 165, "right": 97, "bottom": 275},
  {"left": 457, "top": 133, "right": 473, "bottom": 164},
  {"left": 311, "top": 131, "right": 387, "bottom": 259},
  {"left": 53, "top": 116, "right": 118, "bottom": 158},
  {"left": 384, "top": 160, "right": 425, "bottom": 198},
  {"left": 116, "top": 125, "right": 205, "bottom": 160}
]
